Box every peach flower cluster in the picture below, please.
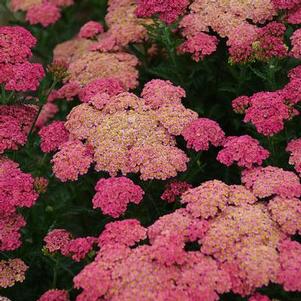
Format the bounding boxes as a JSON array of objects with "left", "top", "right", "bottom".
[
  {"left": 10, "top": 0, "right": 74, "bottom": 27},
  {"left": 51, "top": 80, "right": 197, "bottom": 181}
]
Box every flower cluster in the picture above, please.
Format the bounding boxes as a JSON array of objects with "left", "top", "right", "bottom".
[
  {"left": 161, "top": 180, "right": 192, "bottom": 203},
  {"left": 0, "top": 105, "right": 37, "bottom": 153},
  {"left": 0, "top": 26, "right": 44, "bottom": 91},
  {"left": 38, "top": 121, "right": 69, "bottom": 153},
  {"left": 217, "top": 135, "right": 269, "bottom": 168},
  {"left": 233, "top": 91, "right": 296, "bottom": 136},
  {"left": 135, "top": 0, "right": 189, "bottom": 24},
  {"left": 178, "top": 32, "right": 218, "bottom": 62},
  {"left": 10, "top": 0, "right": 73, "bottom": 27},
  {"left": 44, "top": 229, "right": 96, "bottom": 262},
  {"left": 179, "top": 0, "right": 277, "bottom": 62},
  {"left": 52, "top": 80, "right": 197, "bottom": 181},
  {"left": 0, "top": 258, "right": 28, "bottom": 288},
  {"left": 92, "top": 177, "right": 144, "bottom": 218},
  {"left": 51, "top": 140, "right": 93, "bottom": 182},
  {"left": 182, "top": 118, "right": 225, "bottom": 152},
  {"left": 0, "top": 158, "right": 39, "bottom": 251},
  {"left": 241, "top": 166, "right": 301, "bottom": 198},
  {"left": 37, "top": 289, "right": 70, "bottom": 301},
  {"left": 74, "top": 218, "right": 231, "bottom": 301},
  {"left": 286, "top": 138, "right": 301, "bottom": 174}
]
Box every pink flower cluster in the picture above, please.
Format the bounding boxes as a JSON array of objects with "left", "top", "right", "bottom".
[
  {"left": 74, "top": 217, "right": 230, "bottom": 301},
  {"left": 135, "top": 0, "right": 189, "bottom": 24},
  {"left": 39, "top": 121, "right": 69, "bottom": 153},
  {"left": 233, "top": 91, "right": 297, "bottom": 136},
  {"left": 277, "top": 239, "right": 301, "bottom": 291},
  {"left": 286, "top": 138, "right": 301, "bottom": 174},
  {"left": 44, "top": 229, "right": 96, "bottom": 262},
  {"left": 79, "top": 21, "right": 104, "bottom": 39},
  {"left": 217, "top": 135, "right": 269, "bottom": 168},
  {"left": 178, "top": 32, "right": 218, "bottom": 62},
  {"left": 51, "top": 140, "right": 93, "bottom": 182},
  {"left": 179, "top": 0, "right": 277, "bottom": 62},
  {"left": 37, "top": 289, "right": 70, "bottom": 301},
  {"left": 161, "top": 180, "right": 192, "bottom": 203},
  {"left": 92, "top": 177, "right": 144, "bottom": 218},
  {"left": 242, "top": 166, "right": 301, "bottom": 198},
  {"left": 0, "top": 26, "right": 44, "bottom": 91},
  {"left": 182, "top": 118, "right": 225, "bottom": 152},
  {"left": 11, "top": 0, "right": 74, "bottom": 27},
  {"left": 0, "top": 158, "right": 39, "bottom": 251}
]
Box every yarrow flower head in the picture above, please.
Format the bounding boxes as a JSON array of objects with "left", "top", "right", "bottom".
[
  {"left": 178, "top": 32, "right": 218, "bottom": 62},
  {"left": 141, "top": 79, "right": 186, "bottom": 109},
  {"left": 44, "top": 229, "right": 96, "bottom": 262},
  {"left": 286, "top": 138, "right": 301, "bottom": 174},
  {"left": 0, "top": 258, "right": 28, "bottom": 288},
  {"left": 161, "top": 180, "right": 192, "bottom": 203},
  {"left": 37, "top": 289, "right": 70, "bottom": 301},
  {"left": 51, "top": 140, "right": 93, "bottom": 182},
  {"left": 277, "top": 239, "right": 301, "bottom": 291},
  {"left": 66, "top": 52, "right": 139, "bottom": 90},
  {"left": 0, "top": 26, "right": 44, "bottom": 92},
  {"left": 135, "top": 0, "right": 189, "bottom": 24},
  {"left": 182, "top": 118, "right": 225, "bottom": 152},
  {"left": 74, "top": 219, "right": 230, "bottom": 301},
  {"left": 39, "top": 121, "right": 69, "bottom": 153},
  {"left": 0, "top": 212, "right": 26, "bottom": 251},
  {"left": 241, "top": 166, "right": 301, "bottom": 198},
  {"left": 0, "top": 26, "right": 36, "bottom": 63},
  {"left": 217, "top": 135, "right": 269, "bottom": 168},
  {"left": 248, "top": 293, "right": 271, "bottom": 301},
  {"left": 78, "top": 78, "right": 125, "bottom": 107},
  {"left": 92, "top": 177, "right": 144, "bottom": 218},
  {"left": 61, "top": 81, "right": 196, "bottom": 181},
  {"left": 25, "top": 2, "right": 61, "bottom": 27},
  {"left": 98, "top": 219, "right": 147, "bottom": 248},
  {"left": 232, "top": 96, "right": 251, "bottom": 114},
  {"left": 79, "top": 21, "right": 104, "bottom": 39},
  {"left": 243, "top": 91, "right": 293, "bottom": 136},
  {"left": 290, "top": 28, "right": 301, "bottom": 58},
  {"left": 268, "top": 196, "right": 301, "bottom": 235},
  {"left": 0, "top": 158, "right": 39, "bottom": 214}
]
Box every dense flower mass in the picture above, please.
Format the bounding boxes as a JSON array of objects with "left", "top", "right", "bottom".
[
  {"left": 2, "top": 1, "right": 301, "bottom": 300},
  {"left": 217, "top": 135, "right": 269, "bottom": 168},
  {"left": 92, "top": 177, "right": 144, "bottom": 218},
  {"left": 141, "top": 79, "right": 186, "bottom": 109}
]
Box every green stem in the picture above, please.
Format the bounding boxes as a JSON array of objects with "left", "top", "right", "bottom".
[{"left": 52, "top": 258, "right": 58, "bottom": 288}]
